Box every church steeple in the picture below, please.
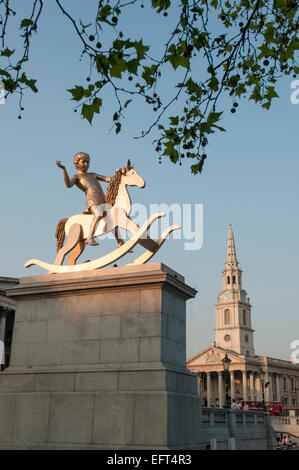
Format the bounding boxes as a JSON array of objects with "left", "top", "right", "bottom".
[
  {"left": 215, "top": 220, "right": 255, "bottom": 356},
  {"left": 222, "top": 220, "right": 242, "bottom": 291},
  {"left": 225, "top": 219, "right": 238, "bottom": 268}
]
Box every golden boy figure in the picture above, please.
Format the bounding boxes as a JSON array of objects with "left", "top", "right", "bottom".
[{"left": 56, "top": 152, "right": 111, "bottom": 246}]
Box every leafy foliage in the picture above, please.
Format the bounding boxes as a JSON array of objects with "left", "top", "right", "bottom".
[{"left": 0, "top": 0, "right": 298, "bottom": 173}]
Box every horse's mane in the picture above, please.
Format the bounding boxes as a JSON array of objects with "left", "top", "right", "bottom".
[
  {"left": 106, "top": 161, "right": 133, "bottom": 207},
  {"left": 105, "top": 168, "right": 123, "bottom": 207}
]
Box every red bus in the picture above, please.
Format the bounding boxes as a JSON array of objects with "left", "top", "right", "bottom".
[{"left": 241, "top": 401, "right": 281, "bottom": 415}]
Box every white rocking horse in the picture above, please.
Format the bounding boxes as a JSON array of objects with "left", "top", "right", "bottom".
[{"left": 25, "top": 161, "right": 180, "bottom": 273}]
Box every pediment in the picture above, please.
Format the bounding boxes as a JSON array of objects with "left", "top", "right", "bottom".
[{"left": 187, "top": 345, "right": 244, "bottom": 367}]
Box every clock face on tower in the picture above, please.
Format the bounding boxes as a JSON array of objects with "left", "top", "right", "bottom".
[
  {"left": 224, "top": 334, "right": 231, "bottom": 342},
  {"left": 223, "top": 291, "right": 230, "bottom": 299},
  {"left": 241, "top": 291, "right": 246, "bottom": 301}
]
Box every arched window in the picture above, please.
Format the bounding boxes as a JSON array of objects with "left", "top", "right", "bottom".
[
  {"left": 224, "top": 309, "right": 230, "bottom": 325},
  {"left": 227, "top": 276, "right": 230, "bottom": 284},
  {"left": 232, "top": 275, "right": 236, "bottom": 284},
  {"left": 291, "top": 378, "right": 294, "bottom": 391},
  {"left": 243, "top": 310, "right": 246, "bottom": 325}
]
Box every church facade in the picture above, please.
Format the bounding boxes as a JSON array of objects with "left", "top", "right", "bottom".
[{"left": 186, "top": 222, "right": 299, "bottom": 409}]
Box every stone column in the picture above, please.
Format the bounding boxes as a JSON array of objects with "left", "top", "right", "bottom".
[
  {"left": 242, "top": 370, "right": 248, "bottom": 401},
  {"left": 271, "top": 374, "right": 275, "bottom": 401},
  {"left": 286, "top": 375, "right": 291, "bottom": 404},
  {"left": 275, "top": 374, "right": 281, "bottom": 402},
  {"left": 207, "top": 372, "right": 211, "bottom": 408},
  {"left": 249, "top": 371, "right": 254, "bottom": 400},
  {"left": 230, "top": 371, "right": 235, "bottom": 401},
  {"left": 265, "top": 370, "right": 271, "bottom": 402},
  {"left": 196, "top": 373, "right": 201, "bottom": 396},
  {"left": 218, "top": 372, "right": 223, "bottom": 409},
  {"left": 257, "top": 374, "right": 263, "bottom": 401}
]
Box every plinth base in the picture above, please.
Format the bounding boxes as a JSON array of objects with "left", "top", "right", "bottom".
[{"left": 0, "top": 263, "right": 202, "bottom": 449}]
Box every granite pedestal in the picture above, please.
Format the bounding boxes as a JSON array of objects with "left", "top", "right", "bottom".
[{"left": 0, "top": 263, "right": 202, "bottom": 449}]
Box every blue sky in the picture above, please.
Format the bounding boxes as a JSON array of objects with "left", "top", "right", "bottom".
[{"left": 0, "top": 1, "right": 298, "bottom": 360}]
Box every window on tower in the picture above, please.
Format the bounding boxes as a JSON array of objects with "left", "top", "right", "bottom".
[
  {"left": 224, "top": 309, "right": 230, "bottom": 325},
  {"left": 243, "top": 310, "right": 246, "bottom": 325},
  {"left": 227, "top": 276, "right": 230, "bottom": 284},
  {"left": 233, "top": 275, "right": 236, "bottom": 284}
]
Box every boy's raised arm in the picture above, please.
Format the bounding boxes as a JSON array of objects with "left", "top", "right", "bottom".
[
  {"left": 94, "top": 174, "right": 111, "bottom": 183},
  {"left": 56, "top": 160, "right": 77, "bottom": 188}
]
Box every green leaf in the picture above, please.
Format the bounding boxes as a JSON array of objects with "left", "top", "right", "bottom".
[
  {"left": 127, "top": 59, "right": 139, "bottom": 75},
  {"left": 134, "top": 40, "right": 149, "bottom": 60},
  {"left": 1, "top": 48, "right": 15, "bottom": 58},
  {"left": 67, "top": 86, "right": 85, "bottom": 101},
  {"left": 151, "top": 0, "right": 171, "bottom": 13},
  {"left": 207, "top": 111, "right": 223, "bottom": 124},
  {"left": 191, "top": 163, "right": 200, "bottom": 174},
  {"left": 142, "top": 65, "right": 157, "bottom": 86},
  {"left": 208, "top": 75, "right": 219, "bottom": 91},
  {"left": 19, "top": 73, "right": 38, "bottom": 92},
  {"left": 262, "top": 102, "right": 271, "bottom": 110},
  {"left": 109, "top": 54, "right": 127, "bottom": 78},
  {"left": 81, "top": 97, "right": 102, "bottom": 124},
  {"left": 95, "top": 54, "right": 110, "bottom": 75},
  {"left": 3, "top": 78, "right": 16, "bottom": 92},
  {"left": 169, "top": 116, "right": 179, "bottom": 126},
  {"left": 20, "top": 19, "right": 34, "bottom": 28},
  {"left": 265, "top": 86, "right": 279, "bottom": 100},
  {"left": 0, "top": 69, "right": 11, "bottom": 78},
  {"left": 167, "top": 54, "right": 189, "bottom": 70},
  {"left": 26, "top": 78, "right": 38, "bottom": 93},
  {"left": 235, "top": 83, "right": 246, "bottom": 97},
  {"left": 249, "top": 84, "right": 262, "bottom": 102}
]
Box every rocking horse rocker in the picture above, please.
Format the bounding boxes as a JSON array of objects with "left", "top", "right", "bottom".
[{"left": 25, "top": 157, "right": 180, "bottom": 273}]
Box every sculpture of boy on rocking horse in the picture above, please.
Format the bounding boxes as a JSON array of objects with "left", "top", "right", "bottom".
[{"left": 25, "top": 153, "right": 180, "bottom": 273}]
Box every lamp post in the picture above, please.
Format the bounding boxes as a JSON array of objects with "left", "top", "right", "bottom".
[{"left": 222, "top": 353, "right": 232, "bottom": 408}]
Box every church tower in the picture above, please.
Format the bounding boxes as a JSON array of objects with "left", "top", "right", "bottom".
[{"left": 215, "top": 220, "right": 255, "bottom": 356}]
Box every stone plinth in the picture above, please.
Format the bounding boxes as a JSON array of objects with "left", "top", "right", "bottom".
[{"left": 0, "top": 263, "right": 202, "bottom": 449}]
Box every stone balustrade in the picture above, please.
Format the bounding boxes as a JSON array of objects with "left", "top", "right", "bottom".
[
  {"left": 271, "top": 416, "right": 299, "bottom": 439},
  {"left": 200, "top": 408, "right": 275, "bottom": 450}
]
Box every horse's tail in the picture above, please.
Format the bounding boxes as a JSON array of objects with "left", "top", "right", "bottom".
[{"left": 55, "top": 218, "right": 68, "bottom": 253}]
